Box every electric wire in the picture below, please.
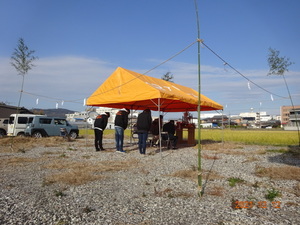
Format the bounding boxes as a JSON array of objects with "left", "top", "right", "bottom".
[
  {"left": 19, "top": 40, "right": 293, "bottom": 108},
  {"left": 201, "top": 41, "right": 286, "bottom": 98},
  {"left": 78, "top": 40, "right": 198, "bottom": 99}
]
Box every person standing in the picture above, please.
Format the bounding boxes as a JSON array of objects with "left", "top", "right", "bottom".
[
  {"left": 114, "top": 108, "right": 130, "bottom": 153},
  {"left": 136, "top": 109, "right": 152, "bottom": 154},
  {"left": 94, "top": 112, "right": 110, "bottom": 151},
  {"left": 163, "top": 120, "right": 178, "bottom": 149}
]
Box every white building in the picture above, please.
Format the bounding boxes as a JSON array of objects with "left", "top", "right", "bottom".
[{"left": 66, "top": 107, "right": 139, "bottom": 130}]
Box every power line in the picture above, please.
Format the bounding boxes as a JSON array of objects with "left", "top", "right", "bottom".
[
  {"left": 19, "top": 39, "right": 292, "bottom": 108},
  {"left": 201, "top": 41, "right": 286, "bottom": 98}
]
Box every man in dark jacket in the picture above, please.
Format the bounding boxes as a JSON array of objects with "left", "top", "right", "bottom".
[
  {"left": 114, "top": 108, "right": 130, "bottom": 153},
  {"left": 136, "top": 109, "right": 152, "bottom": 154},
  {"left": 163, "top": 120, "right": 178, "bottom": 149},
  {"left": 94, "top": 112, "right": 110, "bottom": 151}
]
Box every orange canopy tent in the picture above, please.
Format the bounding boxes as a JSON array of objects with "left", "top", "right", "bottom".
[{"left": 86, "top": 67, "right": 223, "bottom": 112}]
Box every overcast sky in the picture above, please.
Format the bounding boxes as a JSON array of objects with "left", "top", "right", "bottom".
[{"left": 1, "top": 0, "right": 299, "bottom": 118}]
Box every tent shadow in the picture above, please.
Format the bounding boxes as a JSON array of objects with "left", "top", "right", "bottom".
[{"left": 268, "top": 145, "right": 300, "bottom": 167}]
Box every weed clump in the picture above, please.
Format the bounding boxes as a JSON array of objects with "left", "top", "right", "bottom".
[
  {"left": 265, "top": 188, "right": 281, "bottom": 201},
  {"left": 228, "top": 177, "right": 244, "bottom": 187}
]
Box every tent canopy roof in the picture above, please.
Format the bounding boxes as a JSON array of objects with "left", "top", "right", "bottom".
[{"left": 87, "top": 67, "right": 223, "bottom": 112}]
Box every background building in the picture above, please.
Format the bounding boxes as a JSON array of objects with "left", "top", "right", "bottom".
[{"left": 281, "top": 105, "right": 300, "bottom": 130}]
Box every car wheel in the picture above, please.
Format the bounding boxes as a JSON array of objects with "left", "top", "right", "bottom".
[
  {"left": 0, "top": 130, "right": 5, "bottom": 138},
  {"left": 32, "top": 131, "right": 43, "bottom": 138},
  {"left": 69, "top": 131, "right": 77, "bottom": 139},
  {"left": 17, "top": 132, "right": 25, "bottom": 137}
]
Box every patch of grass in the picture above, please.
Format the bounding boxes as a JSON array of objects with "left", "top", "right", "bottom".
[
  {"left": 198, "top": 129, "right": 299, "bottom": 146},
  {"left": 0, "top": 157, "right": 39, "bottom": 167},
  {"left": 243, "top": 156, "right": 260, "bottom": 163},
  {"left": 0, "top": 136, "right": 69, "bottom": 153},
  {"left": 255, "top": 165, "right": 300, "bottom": 181},
  {"left": 266, "top": 148, "right": 289, "bottom": 154},
  {"left": 153, "top": 187, "right": 192, "bottom": 198},
  {"left": 265, "top": 188, "right": 281, "bottom": 201},
  {"left": 170, "top": 169, "right": 197, "bottom": 181},
  {"left": 206, "top": 186, "right": 225, "bottom": 197},
  {"left": 81, "top": 128, "right": 300, "bottom": 146},
  {"left": 202, "top": 153, "right": 220, "bottom": 160},
  {"left": 43, "top": 159, "right": 140, "bottom": 186},
  {"left": 228, "top": 177, "right": 244, "bottom": 187},
  {"left": 169, "top": 168, "right": 223, "bottom": 183},
  {"left": 201, "top": 142, "right": 244, "bottom": 151},
  {"left": 45, "top": 169, "right": 105, "bottom": 186}
]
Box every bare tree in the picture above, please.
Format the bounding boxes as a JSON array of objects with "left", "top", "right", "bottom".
[
  {"left": 11, "top": 38, "right": 38, "bottom": 108},
  {"left": 267, "top": 48, "right": 299, "bottom": 146},
  {"left": 161, "top": 72, "right": 174, "bottom": 82},
  {"left": 267, "top": 48, "right": 293, "bottom": 76}
]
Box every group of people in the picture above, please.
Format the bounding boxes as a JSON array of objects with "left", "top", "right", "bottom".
[
  {"left": 93, "top": 108, "right": 178, "bottom": 154},
  {"left": 93, "top": 108, "right": 129, "bottom": 152},
  {"left": 135, "top": 109, "right": 178, "bottom": 154}
]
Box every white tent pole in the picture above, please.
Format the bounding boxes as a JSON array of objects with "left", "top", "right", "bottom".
[{"left": 158, "top": 98, "right": 162, "bottom": 155}]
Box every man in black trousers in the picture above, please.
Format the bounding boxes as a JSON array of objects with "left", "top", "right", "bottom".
[{"left": 94, "top": 112, "right": 110, "bottom": 151}]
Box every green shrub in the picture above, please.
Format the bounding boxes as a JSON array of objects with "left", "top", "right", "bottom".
[
  {"left": 228, "top": 177, "right": 244, "bottom": 187},
  {"left": 265, "top": 188, "right": 281, "bottom": 201}
]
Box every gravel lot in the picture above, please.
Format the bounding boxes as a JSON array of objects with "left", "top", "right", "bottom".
[{"left": 0, "top": 137, "right": 299, "bottom": 225}]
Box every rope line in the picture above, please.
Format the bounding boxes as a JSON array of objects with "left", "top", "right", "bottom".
[
  {"left": 84, "top": 40, "right": 198, "bottom": 99},
  {"left": 144, "top": 40, "right": 198, "bottom": 74},
  {"left": 201, "top": 41, "right": 286, "bottom": 98},
  {"left": 19, "top": 39, "right": 291, "bottom": 107}
]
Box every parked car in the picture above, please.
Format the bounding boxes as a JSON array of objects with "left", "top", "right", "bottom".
[
  {"left": 24, "top": 116, "right": 79, "bottom": 139},
  {"left": 0, "top": 118, "right": 9, "bottom": 137},
  {"left": 7, "top": 114, "right": 41, "bottom": 136}
]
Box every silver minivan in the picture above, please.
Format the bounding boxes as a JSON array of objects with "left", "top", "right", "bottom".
[
  {"left": 7, "top": 114, "right": 42, "bottom": 136},
  {"left": 24, "top": 116, "right": 79, "bottom": 139}
]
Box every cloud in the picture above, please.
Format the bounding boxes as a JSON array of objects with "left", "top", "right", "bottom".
[
  {"left": 0, "top": 56, "right": 115, "bottom": 109},
  {"left": 1, "top": 55, "right": 299, "bottom": 114}
]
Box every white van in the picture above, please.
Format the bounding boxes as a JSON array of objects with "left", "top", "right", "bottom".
[{"left": 7, "top": 114, "right": 42, "bottom": 136}]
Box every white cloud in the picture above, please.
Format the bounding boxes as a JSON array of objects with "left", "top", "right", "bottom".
[
  {"left": 1, "top": 56, "right": 299, "bottom": 114},
  {"left": 0, "top": 56, "right": 115, "bottom": 110}
]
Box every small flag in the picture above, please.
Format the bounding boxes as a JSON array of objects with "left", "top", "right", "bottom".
[{"left": 247, "top": 82, "right": 251, "bottom": 90}]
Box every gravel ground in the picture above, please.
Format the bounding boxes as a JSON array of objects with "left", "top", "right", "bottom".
[{"left": 0, "top": 137, "right": 299, "bottom": 225}]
